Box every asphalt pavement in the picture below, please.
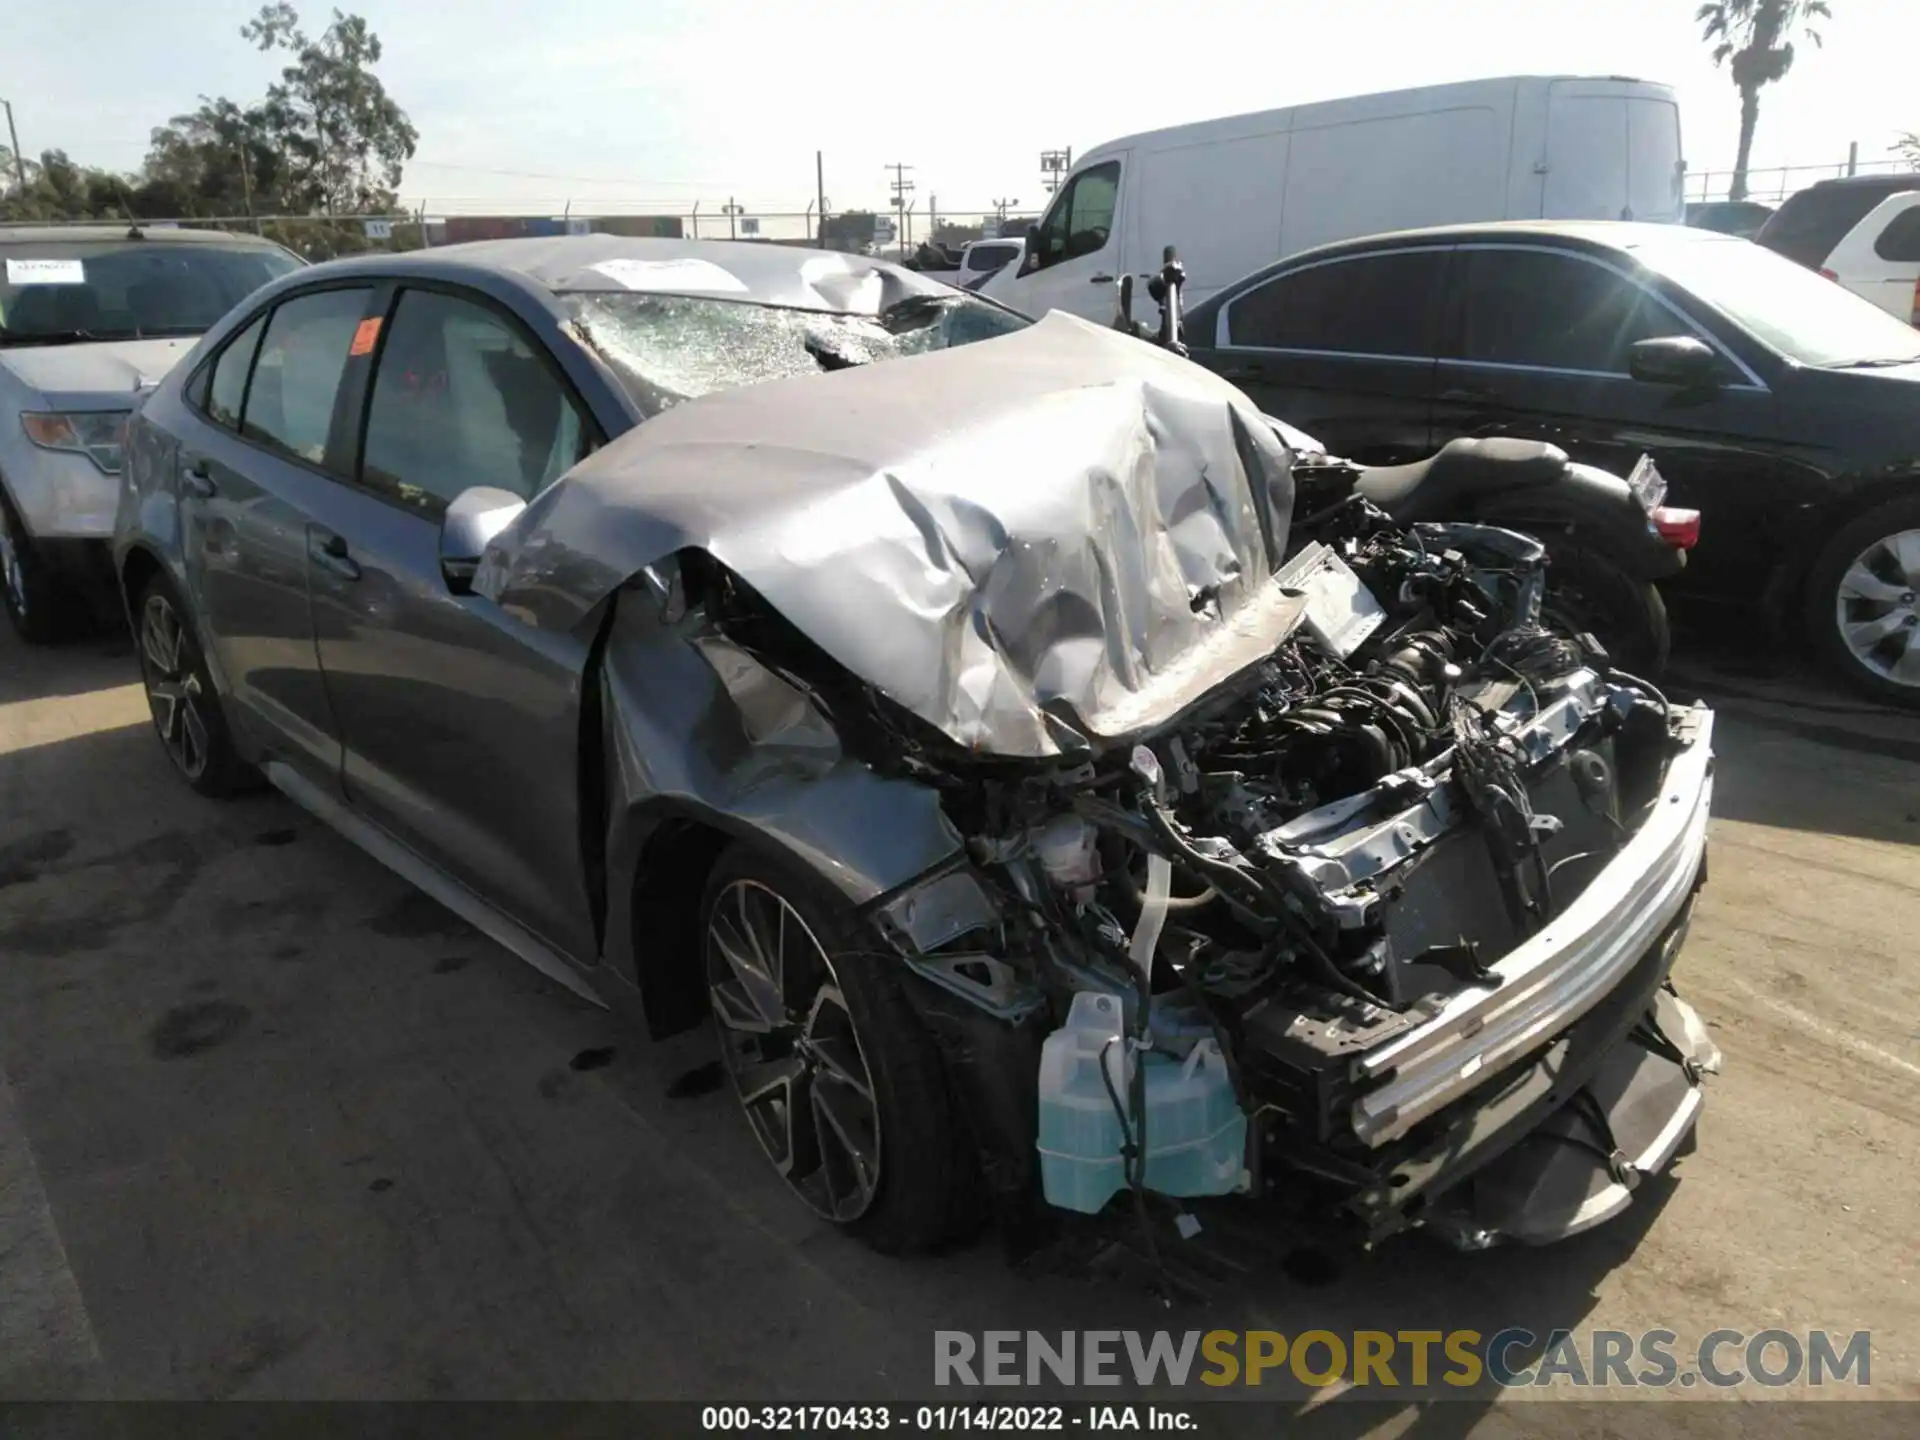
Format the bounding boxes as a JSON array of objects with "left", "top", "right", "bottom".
[{"left": 1, "top": 614, "right": 1916, "bottom": 1430}]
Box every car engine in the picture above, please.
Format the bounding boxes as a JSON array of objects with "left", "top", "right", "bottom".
[{"left": 832, "top": 497, "right": 1705, "bottom": 1239}]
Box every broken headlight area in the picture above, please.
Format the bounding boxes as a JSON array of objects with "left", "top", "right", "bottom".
[{"left": 862, "top": 507, "right": 1718, "bottom": 1253}]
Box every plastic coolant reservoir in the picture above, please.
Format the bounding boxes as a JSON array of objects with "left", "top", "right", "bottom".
[{"left": 1035, "top": 991, "right": 1250, "bottom": 1215}]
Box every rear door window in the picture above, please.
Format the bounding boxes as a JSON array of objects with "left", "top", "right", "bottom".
[
  {"left": 1225, "top": 250, "right": 1448, "bottom": 357},
  {"left": 241, "top": 287, "right": 373, "bottom": 468},
  {"left": 1758, "top": 184, "right": 1909, "bottom": 269},
  {"left": 1456, "top": 249, "right": 1674, "bottom": 374},
  {"left": 1874, "top": 206, "right": 1920, "bottom": 264}
]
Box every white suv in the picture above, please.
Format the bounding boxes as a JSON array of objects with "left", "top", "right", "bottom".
[
  {"left": 1, "top": 224, "right": 300, "bottom": 641},
  {"left": 1756, "top": 175, "right": 1920, "bottom": 328},
  {"left": 1821, "top": 189, "right": 1920, "bottom": 326}
]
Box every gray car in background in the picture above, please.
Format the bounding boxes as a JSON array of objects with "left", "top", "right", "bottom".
[{"left": 0, "top": 224, "right": 301, "bottom": 639}]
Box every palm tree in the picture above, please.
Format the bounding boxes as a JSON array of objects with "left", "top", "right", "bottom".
[{"left": 1697, "top": 0, "right": 1833, "bottom": 201}]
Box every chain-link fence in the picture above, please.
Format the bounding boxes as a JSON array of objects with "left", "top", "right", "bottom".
[
  {"left": 13, "top": 213, "right": 436, "bottom": 261},
  {"left": 15, "top": 204, "right": 1038, "bottom": 260},
  {"left": 1685, "top": 155, "right": 1916, "bottom": 206}
]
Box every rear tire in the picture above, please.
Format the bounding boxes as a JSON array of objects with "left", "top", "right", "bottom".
[
  {"left": 1804, "top": 497, "right": 1920, "bottom": 709},
  {"left": 133, "top": 573, "right": 256, "bottom": 797},
  {"left": 0, "top": 488, "right": 70, "bottom": 645},
  {"left": 1541, "top": 541, "right": 1671, "bottom": 678},
  {"left": 701, "top": 841, "right": 976, "bottom": 1255}
]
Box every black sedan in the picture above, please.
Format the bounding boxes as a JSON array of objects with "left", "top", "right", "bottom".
[{"left": 1183, "top": 221, "right": 1920, "bottom": 705}]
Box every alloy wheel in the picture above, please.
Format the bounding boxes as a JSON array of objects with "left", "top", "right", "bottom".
[
  {"left": 139, "top": 592, "right": 212, "bottom": 782},
  {"left": 706, "top": 878, "right": 882, "bottom": 1222},
  {"left": 1833, "top": 528, "right": 1920, "bottom": 690}
]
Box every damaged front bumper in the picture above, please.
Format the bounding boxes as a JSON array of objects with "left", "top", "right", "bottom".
[
  {"left": 1339, "top": 704, "right": 1719, "bottom": 1246},
  {"left": 1351, "top": 704, "right": 1715, "bottom": 1148}
]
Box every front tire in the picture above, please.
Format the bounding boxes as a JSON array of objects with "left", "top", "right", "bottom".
[
  {"left": 0, "top": 488, "right": 68, "bottom": 645},
  {"left": 1541, "top": 541, "right": 1671, "bottom": 678},
  {"left": 702, "top": 842, "right": 975, "bottom": 1255},
  {"left": 134, "top": 574, "right": 255, "bottom": 796},
  {"left": 1805, "top": 498, "right": 1920, "bottom": 708}
]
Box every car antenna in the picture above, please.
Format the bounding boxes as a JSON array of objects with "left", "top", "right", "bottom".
[{"left": 117, "top": 183, "right": 146, "bottom": 239}]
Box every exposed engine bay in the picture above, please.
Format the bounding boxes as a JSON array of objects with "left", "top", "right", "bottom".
[
  {"left": 549, "top": 313, "right": 1718, "bottom": 1256},
  {"left": 835, "top": 499, "right": 1719, "bottom": 1250}
]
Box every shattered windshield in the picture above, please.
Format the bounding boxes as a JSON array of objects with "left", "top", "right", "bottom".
[{"left": 562, "top": 290, "right": 1030, "bottom": 415}]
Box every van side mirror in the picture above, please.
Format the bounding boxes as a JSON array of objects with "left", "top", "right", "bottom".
[
  {"left": 441, "top": 485, "right": 526, "bottom": 592},
  {"left": 1019, "top": 223, "right": 1043, "bottom": 276},
  {"left": 1630, "top": 335, "right": 1718, "bottom": 388}
]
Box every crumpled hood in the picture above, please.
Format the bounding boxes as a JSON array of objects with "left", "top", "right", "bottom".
[
  {"left": 484, "top": 312, "right": 1300, "bottom": 758},
  {"left": 0, "top": 336, "right": 194, "bottom": 408}
]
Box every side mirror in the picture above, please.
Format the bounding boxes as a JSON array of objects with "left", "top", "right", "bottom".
[
  {"left": 441, "top": 485, "right": 526, "bottom": 592},
  {"left": 1114, "top": 273, "right": 1136, "bottom": 334},
  {"left": 1018, "top": 224, "right": 1042, "bottom": 276},
  {"left": 1629, "top": 335, "right": 1718, "bottom": 388}
]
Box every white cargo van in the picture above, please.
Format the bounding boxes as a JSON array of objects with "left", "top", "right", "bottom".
[{"left": 982, "top": 75, "right": 1685, "bottom": 323}]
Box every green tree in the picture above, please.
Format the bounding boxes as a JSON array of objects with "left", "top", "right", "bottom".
[
  {"left": 820, "top": 210, "right": 879, "bottom": 252},
  {"left": 0, "top": 148, "right": 136, "bottom": 222},
  {"left": 141, "top": 96, "right": 289, "bottom": 220},
  {"left": 1898, "top": 132, "right": 1919, "bottom": 169},
  {"left": 1697, "top": 0, "right": 1833, "bottom": 202},
  {"left": 241, "top": 3, "right": 418, "bottom": 215}
]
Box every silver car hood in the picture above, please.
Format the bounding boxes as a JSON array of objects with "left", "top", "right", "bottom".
[
  {"left": 486, "top": 312, "right": 1299, "bottom": 758},
  {"left": 0, "top": 336, "right": 193, "bottom": 408}
]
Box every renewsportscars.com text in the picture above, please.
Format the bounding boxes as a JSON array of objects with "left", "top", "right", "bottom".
[{"left": 934, "top": 1329, "right": 1872, "bottom": 1390}]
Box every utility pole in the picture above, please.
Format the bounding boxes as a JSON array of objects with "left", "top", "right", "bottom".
[
  {"left": 2, "top": 97, "right": 27, "bottom": 198},
  {"left": 1040, "top": 149, "right": 1072, "bottom": 193},
  {"left": 816, "top": 150, "right": 826, "bottom": 231},
  {"left": 887, "top": 162, "right": 914, "bottom": 259},
  {"left": 722, "top": 196, "right": 744, "bottom": 240},
  {"left": 990, "top": 196, "right": 1019, "bottom": 237},
  {"left": 237, "top": 143, "right": 259, "bottom": 234}
]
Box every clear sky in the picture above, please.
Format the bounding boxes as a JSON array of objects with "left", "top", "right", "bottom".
[{"left": 7, "top": 0, "right": 1917, "bottom": 222}]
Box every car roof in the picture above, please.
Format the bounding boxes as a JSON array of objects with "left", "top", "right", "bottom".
[
  {"left": 1184, "top": 221, "right": 1735, "bottom": 323},
  {"left": 1275, "top": 219, "right": 1735, "bottom": 268},
  {"left": 288, "top": 234, "right": 959, "bottom": 313},
  {"left": 0, "top": 223, "right": 290, "bottom": 248},
  {"left": 1792, "top": 173, "right": 1920, "bottom": 193}
]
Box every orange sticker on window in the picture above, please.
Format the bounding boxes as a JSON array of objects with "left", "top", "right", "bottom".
[{"left": 349, "top": 317, "right": 382, "bottom": 356}]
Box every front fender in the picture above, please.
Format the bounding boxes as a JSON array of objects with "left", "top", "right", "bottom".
[{"left": 596, "top": 585, "right": 965, "bottom": 1018}]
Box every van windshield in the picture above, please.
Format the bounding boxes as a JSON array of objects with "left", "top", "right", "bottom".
[
  {"left": 1642, "top": 237, "right": 1920, "bottom": 368},
  {"left": 0, "top": 238, "right": 301, "bottom": 345}
]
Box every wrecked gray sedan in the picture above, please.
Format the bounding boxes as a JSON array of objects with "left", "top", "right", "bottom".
[{"left": 115, "top": 239, "right": 1718, "bottom": 1258}]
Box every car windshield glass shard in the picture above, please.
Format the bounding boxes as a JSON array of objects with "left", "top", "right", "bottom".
[
  {"left": 564, "top": 291, "right": 1028, "bottom": 412},
  {"left": 0, "top": 241, "right": 302, "bottom": 345},
  {"left": 1643, "top": 237, "right": 1920, "bottom": 368}
]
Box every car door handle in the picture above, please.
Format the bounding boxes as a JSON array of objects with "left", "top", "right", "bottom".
[
  {"left": 1089, "top": 273, "right": 1115, "bottom": 284},
  {"left": 1439, "top": 387, "right": 1498, "bottom": 403},
  {"left": 182, "top": 458, "right": 217, "bottom": 499},
  {"left": 308, "top": 530, "right": 362, "bottom": 582}
]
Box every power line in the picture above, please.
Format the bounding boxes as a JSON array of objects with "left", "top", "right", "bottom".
[{"left": 404, "top": 158, "right": 737, "bottom": 187}]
